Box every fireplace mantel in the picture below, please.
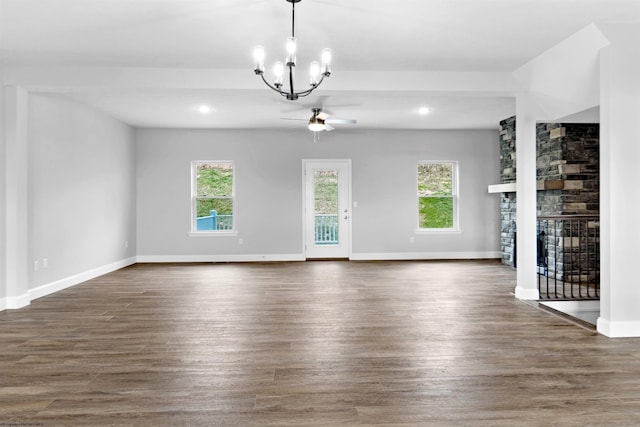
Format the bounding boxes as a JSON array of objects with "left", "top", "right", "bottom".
[
  {"left": 488, "top": 183, "right": 516, "bottom": 193},
  {"left": 488, "top": 180, "right": 566, "bottom": 194}
]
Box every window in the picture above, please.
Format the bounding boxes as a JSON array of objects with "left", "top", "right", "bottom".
[
  {"left": 417, "top": 161, "right": 458, "bottom": 230},
  {"left": 192, "top": 161, "right": 234, "bottom": 233}
]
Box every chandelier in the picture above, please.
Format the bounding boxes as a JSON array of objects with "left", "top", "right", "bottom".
[{"left": 253, "top": 0, "right": 332, "bottom": 101}]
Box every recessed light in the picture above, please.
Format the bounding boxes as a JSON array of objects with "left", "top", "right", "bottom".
[
  {"left": 198, "top": 105, "right": 212, "bottom": 114},
  {"left": 418, "top": 107, "right": 430, "bottom": 115}
]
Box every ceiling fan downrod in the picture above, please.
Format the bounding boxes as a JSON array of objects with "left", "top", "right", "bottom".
[{"left": 253, "top": 0, "right": 332, "bottom": 101}]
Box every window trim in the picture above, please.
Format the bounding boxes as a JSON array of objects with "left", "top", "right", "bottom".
[
  {"left": 416, "top": 160, "right": 460, "bottom": 233},
  {"left": 190, "top": 160, "right": 238, "bottom": 236}
]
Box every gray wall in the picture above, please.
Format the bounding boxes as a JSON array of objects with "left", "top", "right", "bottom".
[
  {"left": 136, "top": 128, "right": 500, "bottom": 259},
  {"left": 27, "top": 94, "right": 137, "bottom": 290},
  {"left": 0, "top": 80, "right": 7, "bottom": 300},
  {"left": 0, "top": 81, "right": 6, "bottom": 300},
  {"left": 2, "top": 94, "right": 501, "bottom": 307}
]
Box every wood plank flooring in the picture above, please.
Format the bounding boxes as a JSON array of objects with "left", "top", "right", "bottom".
[{"left": 2, "top": 260, "right": 640, "bottom": 426}]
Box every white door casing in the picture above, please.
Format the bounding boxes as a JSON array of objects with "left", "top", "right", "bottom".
[{"left": 303, "top": 159, "right": 351, "bottom": 259}]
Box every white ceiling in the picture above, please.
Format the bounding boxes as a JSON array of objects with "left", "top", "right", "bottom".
[{"left": 2, "top": 0, "right": 639, "bottom": 130}]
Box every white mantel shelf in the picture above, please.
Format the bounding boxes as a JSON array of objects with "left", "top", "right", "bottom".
[
  {"left": 488, "top": 183, "right": 517, "bottom": 193},
  {"left": 488, "top": 180, "right": 566, "bottom": 194}
]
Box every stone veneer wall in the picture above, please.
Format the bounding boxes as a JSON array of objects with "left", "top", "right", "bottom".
[
  {"left": 498, "top": 118, "right": 600, "bottom": 277},
  {"left": 499, "top": 116, "right": 517, "bottom": 267},
  {"left": 536, "top": 123, "right": 600, "bottom": 283},
  {"left": 536, "top": 123, "right": 599, "bottom": 216}
]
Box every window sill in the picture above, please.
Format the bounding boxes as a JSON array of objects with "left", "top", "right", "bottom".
[
  {"left": 189, "top": 231, "right": 239, "bottom": 237},
  {"left": 414, "top": 228, "right": 462, "bottom": 235}
]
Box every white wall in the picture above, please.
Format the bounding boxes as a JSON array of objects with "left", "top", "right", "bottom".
[
  {"left": 2, "top": 85, "right": 29, "bottom": 309},
  {"left": 0, "top": 73, "right": 6, "bottom": 304},
  {"left": 136, "top": 128, "right": 500, "bottom": 260},
  {"left": 513, "top": 24, "right": 609, "bottom": 121},
  {"left": 27, "top": 94, "right": 137, "bottom": 294},
  {"left": 596, "top": 23, "right": 640, "bottom": 337}
]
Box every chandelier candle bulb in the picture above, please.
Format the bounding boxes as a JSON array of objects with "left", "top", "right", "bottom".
[
  {"left": 286, "top": 37, "right": 297, "bottom": 66},
  {"left": 309, "top": 61, "right": 320, "bottom": 85},
  {"left": 273, "top": 61, "right": 284, "bottom": 87},
  {"left": 321, "top": 48, "right": 332, "bottom": 75},
  {"left": 253, "top": 46, "right": 265, "bottom": 74}
]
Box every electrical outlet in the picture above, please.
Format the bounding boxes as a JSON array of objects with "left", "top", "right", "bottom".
[
  {"left": 33, "top": 261, "right": 39, "bottom": 272},
  {"left": 125, "top": 240, "right": 129, "bottom": 249},
  {"left": 409, "top": 236, "right": 415, "bottom": 244},
  {"left": 238, "top": 238, "right": 244, "bottom": 245}
]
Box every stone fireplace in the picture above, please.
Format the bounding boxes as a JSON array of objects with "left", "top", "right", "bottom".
[{"left": 497, "top": 117, "right": 600, "bottom": 281}]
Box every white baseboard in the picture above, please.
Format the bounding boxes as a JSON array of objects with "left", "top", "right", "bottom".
[
  {"left": 597, "top": 317, "right": 640, "bottom": 338},
  {"left": 349, "top": 251, "right": 500, "bottom": 261},
  {"left": 27, "top": 257, "right": 137, "bottom": 302},
  {"left": 542, "top": 300, "right": 600, "bottom": 311},
  {"left": 136, "top": 254, "right": 306, "bottom": 263},
  {"left": 137, "top": 252, "right": 500, "bottom": 263},
  {"left": 515, "top": 286, "right": 540, "bottom": 300},
  {"left": 0, "top": 293, "right": 31, "bottom": 310}
]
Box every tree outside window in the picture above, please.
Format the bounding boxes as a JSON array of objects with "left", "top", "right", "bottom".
[
  {"left": 192, "top": 161, "right": 234, "bottom": 232},
  {"left": 418, "top": 162, "right": 457, "bottom": 229}
]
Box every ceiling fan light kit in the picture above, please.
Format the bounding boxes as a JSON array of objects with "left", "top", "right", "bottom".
[
  {"left": 302, "top": 107, "right": 354, "bottom": 132},
  {"left": 253, "top": 0, "right": 332, "bottom": 101},
  {"left": 308, "top": 108, "right": 327, "bottom": 131}
]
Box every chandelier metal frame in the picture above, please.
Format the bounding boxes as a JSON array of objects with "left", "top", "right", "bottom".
[{"left": 253, "top": 0, "right": 331, "bottom": 101}]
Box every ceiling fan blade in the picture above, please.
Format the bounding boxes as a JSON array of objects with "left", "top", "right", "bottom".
[
  {"left": 324, "top": 124, "right": 335, "bottom": 131},
  {"left": 326, "top": 118, "right": 357, "bottom": 125},
  {"left": 317, "top": 112, "right": 330, "bottom": 121}
]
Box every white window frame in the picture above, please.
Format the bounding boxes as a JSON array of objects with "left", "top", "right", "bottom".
[
  {"left": 189, "top": 160, "right": 238, "bottom": 236},
  {"left": 416, "top": 161, "right": 461, "bottom": 234}
]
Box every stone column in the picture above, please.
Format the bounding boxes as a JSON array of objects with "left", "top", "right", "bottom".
[
  {"left": 499, "top": 117, "right": 517, "bottom": 267},
  {"left": 515, "top": 93, "right": 540, "bottom": 300}
]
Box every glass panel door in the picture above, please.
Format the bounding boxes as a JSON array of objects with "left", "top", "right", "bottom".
[
  {"left": 304, "top": 160, "right": 350, "bottom": 259},
  {"left": 314, "top": 169, "right": 339, "bottom": 245}
]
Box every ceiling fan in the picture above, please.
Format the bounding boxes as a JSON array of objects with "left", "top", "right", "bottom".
[{"left": 283, "top": 108, "right": 357, "bottom": 132}]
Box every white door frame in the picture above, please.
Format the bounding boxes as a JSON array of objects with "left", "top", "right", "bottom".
[{"left": 302, "top": 159, "right": 352, "bottom": 259}]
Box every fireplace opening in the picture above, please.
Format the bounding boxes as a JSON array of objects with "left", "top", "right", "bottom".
[{"left": 537, "top": 229, "right": 547, "bottom": 274}]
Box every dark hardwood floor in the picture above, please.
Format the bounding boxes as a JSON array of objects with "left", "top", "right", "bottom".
[{"left": 2, "top": 260, "right": 640, "bottom": 426}]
